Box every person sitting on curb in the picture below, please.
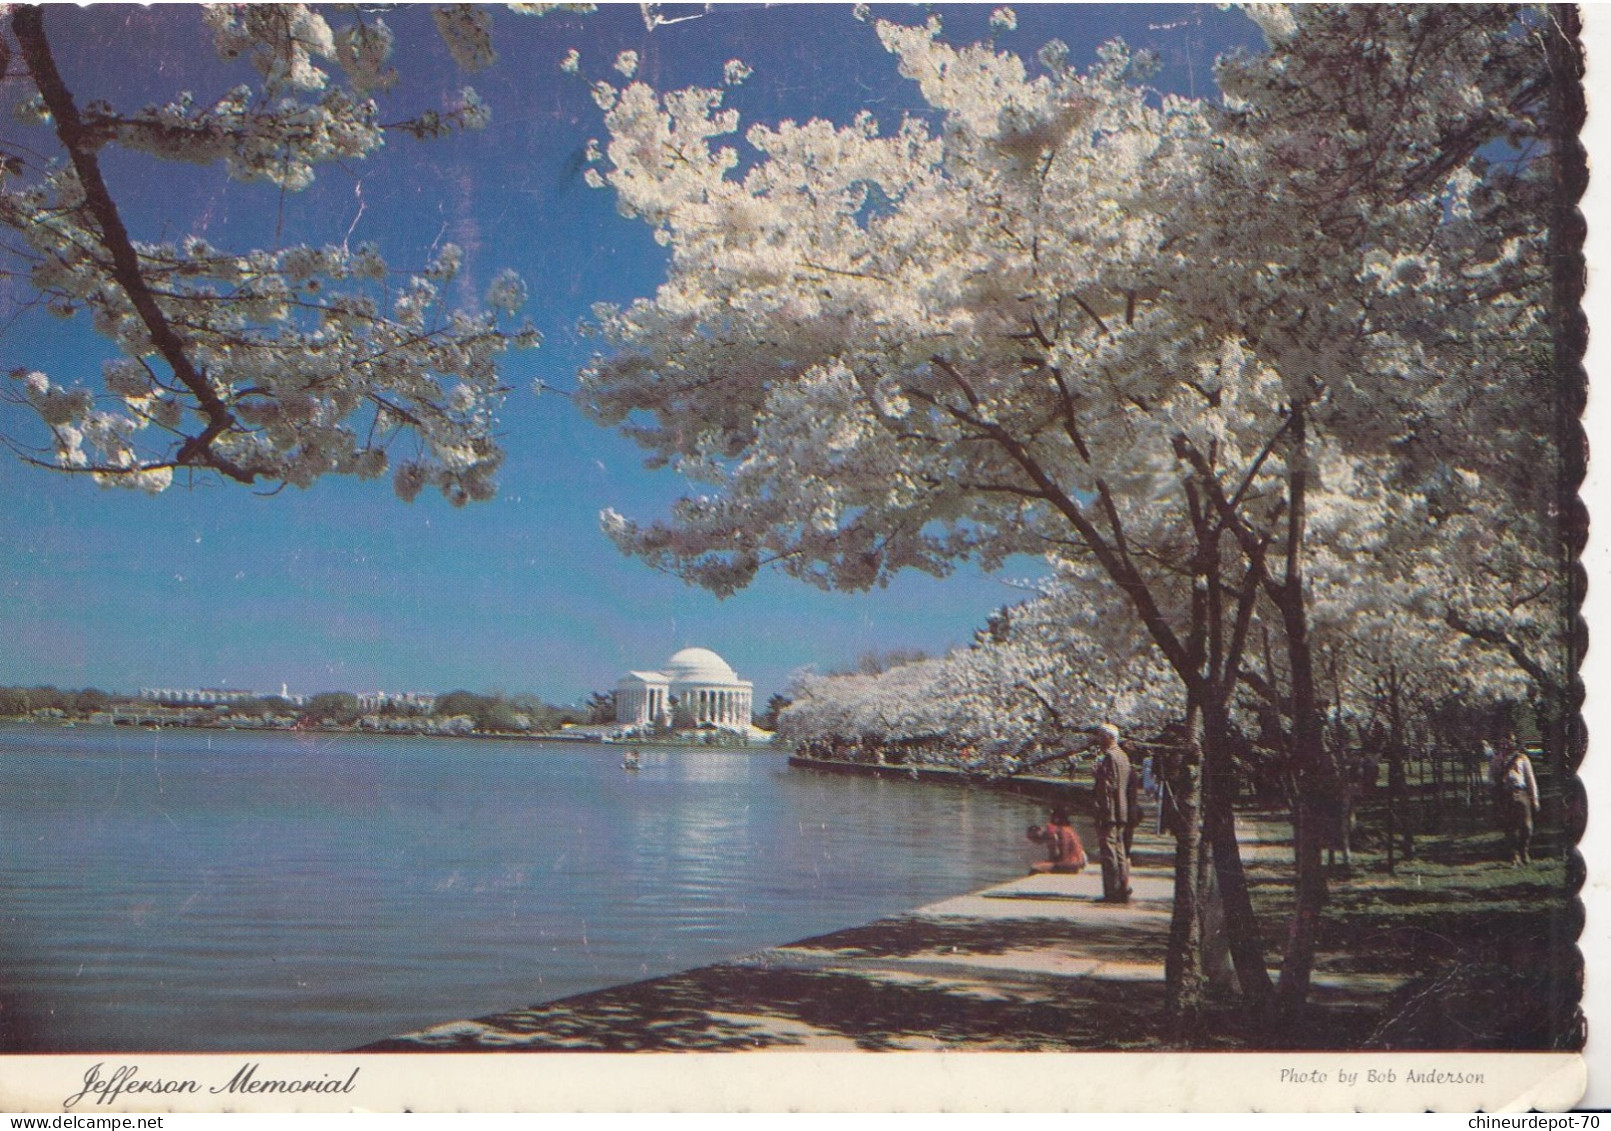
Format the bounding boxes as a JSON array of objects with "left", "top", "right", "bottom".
[{"left": 1026, "top": 808, "right": 1087, "bottom": 874}]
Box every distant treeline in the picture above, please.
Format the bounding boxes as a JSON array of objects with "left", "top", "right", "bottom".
[
  {"left": 0, "top": 686, "right": 117, "bottom": 717},
  {"left": 310, "top": 690, "right": 586, "bottom": 733},
  {"left": 0, "top": 685, "right": 587, "bottom": 733}
]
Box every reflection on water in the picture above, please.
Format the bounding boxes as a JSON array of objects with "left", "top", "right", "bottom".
[{"left": 0, "top": 725, "right": 1077, "bottom": 1052}]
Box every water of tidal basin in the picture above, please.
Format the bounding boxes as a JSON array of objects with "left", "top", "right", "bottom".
[{"left": 0, "top": 725, "right": 1087, "bottom": 1052}]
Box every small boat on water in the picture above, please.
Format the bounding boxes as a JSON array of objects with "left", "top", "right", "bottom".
[{"left": 621, "top": 749, "right": 641, "bottom": 772}]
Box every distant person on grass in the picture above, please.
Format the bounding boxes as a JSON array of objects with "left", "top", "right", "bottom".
[
  {"left": 1489, "top": 738, "right": 1540, "bottom": 865},
  {"left": 1091, "top": 723, "right": 1138, "bottom": 903},
  {"left": 1026, "top": 808, "right": 1087, "bottom": 874}
]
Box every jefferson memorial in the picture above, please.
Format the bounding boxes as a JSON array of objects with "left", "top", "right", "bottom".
[{"left": 616, "top": 647, "right": 755, "bottom": 731}]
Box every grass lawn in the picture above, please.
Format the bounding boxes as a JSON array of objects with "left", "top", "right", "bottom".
[{"left": 1231, "top": 803, "right": 1582, "bottom": 1050}]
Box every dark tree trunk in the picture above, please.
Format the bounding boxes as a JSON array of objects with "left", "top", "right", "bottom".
[
  {"left": 1273, "top": 402, "right": 1338, "bottom": 1013},
  {"left": 1280, "top": 788, "right": 1328, "bottom": 1013},
  {"left": 1384, "top": 667, "right": 1412, "bottom": 869},
  {"left": 1164, "top": 708, "right": 1206, "bottom": 1035},
  {"left": 1201, "top": 701, "right": 1273, "bottom": 1005}
]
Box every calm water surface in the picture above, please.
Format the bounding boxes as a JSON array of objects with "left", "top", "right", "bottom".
[{"left": 0, "top": 725, "right": 1074, "bottom": 1052}]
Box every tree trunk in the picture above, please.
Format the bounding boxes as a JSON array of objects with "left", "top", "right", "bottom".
[
  {"left": 1273, "top": 402, "right": 1338, "bottom": 1014},
  {"left": 1279, "top": 789, "right": 1328, "bottom": 1014},
  {"left": 1278, "top": 699, "right": 1334, "bottom": 1015},
  {"left": 1164, "top": 708, "right": 1206, "bottom": 1036},
  {"left": 1386, "top": 670, "right": 1413, "bottom": 865},
  {"left": 1430, "top": 736, "right": 1445, "bottom": 832},
  {"left": 1384, "top": 779, "right": 1397, "bottom": 875},
  {"left": 1201, "top": 702, "right": 1273, "bottom": 1005}
]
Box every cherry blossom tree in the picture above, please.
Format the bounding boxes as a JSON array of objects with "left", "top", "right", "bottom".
[
  {"left": 948, "top": 561, "right": 1184, "bottom": 754},
  {"left": 1211, "top": 6, "right": 1565, "bottom": 994},
  {"left": 780, "top": 565, "right": 1181, "bottom": 762},
  {"left": 578, "top": 6, "right": 1562, "bottom": 1023},
  {"left": 1402, "top": 344, "right": 1579, "bottom": 777},
  {"left": 0, "top": 4, "right": 539, "bottom": 502},
  {"left": 1163, "top": 3, "right": 1560, "bottom": 1006},
  {"left": 578, "top": 13, "right": 1286, "bottom": 1016},
  {"left": 780, "top": 657, "right": 964, "bottom": 750}
]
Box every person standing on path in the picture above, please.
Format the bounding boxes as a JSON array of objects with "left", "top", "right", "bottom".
[
  {"left": 1489, "top": 738, "right": 1540, "bottom": 864},
  {"left": 1091, "top": 723, "right": 1134, "bottom": 902},
  {"left": 1122, "top": 749, "right": 1145, "bottom": 857}
]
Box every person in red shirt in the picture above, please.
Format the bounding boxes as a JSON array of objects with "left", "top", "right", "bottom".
[{"left": 1027, "top": 808, "right": 1087, "bottom": 874}]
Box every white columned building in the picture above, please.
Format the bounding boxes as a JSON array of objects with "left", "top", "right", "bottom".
[{"left": 616, "top": 647, "right": 754, "bottom": 731}]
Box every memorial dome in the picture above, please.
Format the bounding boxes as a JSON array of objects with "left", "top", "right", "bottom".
[
  {"left": 662, "top": 647, "right": 738, "bottom": 684},
  {"left": 615, "top": 646, "right": 754, "bottom": 731}
]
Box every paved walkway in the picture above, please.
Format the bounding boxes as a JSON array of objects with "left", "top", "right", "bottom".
[
  {"left": 359, "top": 818, "right": 1409, "bottom": 1052},
  {"left": 362, "top": 828, "right": 1187, "bottom": 1052}
]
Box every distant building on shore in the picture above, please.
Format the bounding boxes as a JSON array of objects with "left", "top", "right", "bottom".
[
  {"left": 140, "top": 683, "right": 308, "bottom": 707},
  {"left": 616, "top": 647, "right": 754, "bottom": 731},
  {"left": 356, "top": 690, "right": 437, "bottom": 713},
  {"left": 140, "top": 687, "right": 257, "bottom": 706}
]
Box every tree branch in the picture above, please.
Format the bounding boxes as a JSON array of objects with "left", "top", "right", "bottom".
[
  {"left": 1444, "top": 607, "right": 1552, "bottom": 690},
  {"left": 13, "top": 5, "right": 253, "bottom": 483},
  {"left": 922, "top": 357, "right": 1194, "bottom": 678}
]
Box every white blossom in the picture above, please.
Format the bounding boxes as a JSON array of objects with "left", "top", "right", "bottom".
[
  {"left": 451, "top": 86, "right": 491, "bottom": 131},
  {"left": 485, "top": 269, "right": 528, "bottom": 315},
  {"left": 0, "top": 4, "right": 535, "bottom": 503},
  {"left": 393, "top": 461, "right": 429, "bottom": 503},
  {"left": 202, "top": 6, "right": 336, "bottom": 93},
  {"left": 334, "top": 17, "right": 398, "bottom": 93},
  {"left": 578, "top": 8, "right": 1557, "bottom": 800},
  {"left": 432, "top": 5, "right": 497, "bottom": 72},
  {"left": 11, "top": 93, "right": 50, "bottom": 126},
  {"left": 509, "top": 3, "right": 599, "bottom": 14},
  {"left": 426, "top": 243, "right": 465, "bottom": 280},
  {"left": 103, "top": 359, "right": 150, "bottom": 398}
]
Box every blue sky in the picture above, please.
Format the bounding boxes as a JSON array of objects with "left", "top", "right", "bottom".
[{"left": 0, "top": 4, "right": 1260, "bottom": 705}]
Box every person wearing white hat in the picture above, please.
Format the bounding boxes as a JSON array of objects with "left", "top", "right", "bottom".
[{"left": 1091, "top": 723, "right": 1134, "bottom": 902}]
